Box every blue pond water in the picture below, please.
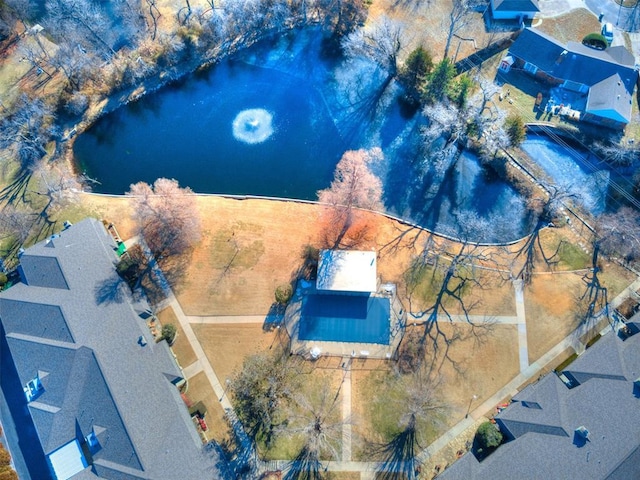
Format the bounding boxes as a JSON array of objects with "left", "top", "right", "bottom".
[
  {"left": 75, "top": 60, "right": 343, "bottom": 199},
  {"left": 73, "top": 30, "right": 596, "bottom": 243}
]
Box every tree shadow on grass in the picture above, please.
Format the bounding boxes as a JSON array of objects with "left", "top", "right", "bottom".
[{"left": 0, "top": 170, "right": 32, "bottom": 206}]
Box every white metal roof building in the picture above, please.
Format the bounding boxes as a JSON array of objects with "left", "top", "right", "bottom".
[{"left": 316, "top": 249, "right": 377, "bottom": 294}]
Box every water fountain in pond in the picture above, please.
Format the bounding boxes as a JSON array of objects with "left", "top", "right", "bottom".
[{"left": 232, "top": 109, "right": 274, "bottom": 144}]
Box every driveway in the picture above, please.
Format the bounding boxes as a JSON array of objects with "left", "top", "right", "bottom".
[
  {"left": 539, "top": 0, "right": 639, "bottom": 32},
  {"left": 583, "top": 0, "right": 638, "bottom": 32}
]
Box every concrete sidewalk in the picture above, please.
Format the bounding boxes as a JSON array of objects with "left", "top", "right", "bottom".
[{"left": 538, "top": 0, "right": 587, "bottom": 19}]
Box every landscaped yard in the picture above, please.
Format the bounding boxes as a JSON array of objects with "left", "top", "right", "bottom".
[{"left": 1, "top": 0, "right": 638, "bottom": 476}]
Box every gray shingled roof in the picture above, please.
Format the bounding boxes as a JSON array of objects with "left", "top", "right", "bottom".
[
  {"left": 0, "top": 218, "right": 216, "bottom": 480},
  {"left": 508, "top": 28, "right": 638, "bottom": 123},
  {"left": 18, "top": 254, "right": 69, "bottom": 290},
  {"left": 0, "top": 299, "right": 74, "bottom": 343},
  {"left": 438, "top": 327, "right": 640, "bottom": 479}
]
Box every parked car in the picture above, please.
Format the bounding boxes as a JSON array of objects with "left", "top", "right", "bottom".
[{"left": 602, "top": 22, "right": 614, "bottom": 45}]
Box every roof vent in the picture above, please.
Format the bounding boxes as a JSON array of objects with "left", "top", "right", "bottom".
[
  {"left": 573, "top": 426, "right": 590, "bottom": 447},
  {"left": 575, "top": 426, "right": 589, "bottom": 438}
]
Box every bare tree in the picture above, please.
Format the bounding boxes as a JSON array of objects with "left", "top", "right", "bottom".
[
  {"left": 575, "top": 242, "right": 609, "bottom": 332},
  {"left": 283, "top": 385, "right": 345, "bottom": 480},
  {"left": 375, "top": 372, "right": 445, "bottom": 480},
  {"left": 443, "top": 0, "right": 475, "bottom": 59},
  {"left": 402, "top": 231, "right": 496, "bottom": 372},
  {"left": 593, "top": 141, "right": 639, "bottom": 167},
  {"left": 128, "top": 177, "right": 200, "bottom": 256},
  {"left": 231, "top": 350, "right": 302, "bottom": 448},
  {"left": 595, "top": 206, "right": 640, "bottom": 264},
  {"left": 511, "top": 184, "right": 574, "bottom": 284},
  {"left": 145, "top": 0, "right": 161, "bottom": 40},
  {"left": 320, "top": 0, "right": 369, "bottom": 49},
  {"left": 317, "top": 148, "right": 384, "bottom": 247},
  {"left": 0, "top": 204, "right": 34, "bottom": 259},
  {"left": 30, "top": 161, "right": 80, "bottom": 217},
  {"left": 422, "top": 100, "right": 468, "bottom": 152},
  {"left": 45, "top": 0, "right": 118, "bottom": 58},
  {"left": 342, "top": 16, "right": 404, "bottom": 90},
  {"left": 49, "top": 40, "right": 94, "bottom": 90},
  {"left": 0, "top": 95, "right": 57, "bottom": 169},
  {"left": 17, "top": 41, "right": 54, "bottom": 80}
]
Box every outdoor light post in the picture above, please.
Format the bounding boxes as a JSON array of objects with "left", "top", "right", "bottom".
[
  {"left": 465, "top": 394, "right": 478, "bottom": 418},
  {"left": 219, "top": 378, "right": 231, "bottom": 402}
]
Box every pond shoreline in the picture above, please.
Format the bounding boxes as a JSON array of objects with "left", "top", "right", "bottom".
[{"left": 62, "top": 21, "right": 324, "bottom": 181}]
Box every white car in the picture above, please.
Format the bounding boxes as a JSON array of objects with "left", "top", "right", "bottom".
[{"left": 602, "top": 22, "right": 614, "bottom": 46}]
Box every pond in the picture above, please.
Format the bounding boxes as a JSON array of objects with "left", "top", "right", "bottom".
[
  {"left": 74, "top": 29, "right": 547, "bottom": 243},
  {"left": 74, "top": 59, "right": 344, "bottom": 199}
]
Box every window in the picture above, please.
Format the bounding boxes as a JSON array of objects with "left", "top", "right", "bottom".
[
  {"left": 561, "top": 80, "right": 588, "bottom": 93},
  {"left": 523, "top": 62, "right": 538, "bottom": 75},
  {"left": 24, "top": 374, "right": 43, "bottom": 402}
]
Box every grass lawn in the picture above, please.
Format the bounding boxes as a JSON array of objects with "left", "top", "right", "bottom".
[
  {"left": 158, "top": 306, "right": 198, "bottom": 368},
  {"left": 524, "top": 272, "right": 586, "bottom": 363},
  {"left": 191, "top": 323, "right": 280, "bottom": 382},
  {"left": 370, "top": 0, "right": 511, "bottom": 63},
  {"left": 351, "top": 323, "right": 519, "bottom": 460},
  {"left": 184, "top": 371, "right": 229, "bottom": 443},
  {"left": 536, "top": 9, "right": 600, "bottom": 44}
]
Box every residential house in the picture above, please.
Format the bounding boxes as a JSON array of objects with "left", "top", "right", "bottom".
[
  {"left": 438, "top": 317, "right": 640, "bottom": 479},
  {"left": 490, "top": 0, "right": 540, "bottom": 21},
  {"left": 503, "top": 28, "right": 638, "bottom": 129},
  {"left": 0, "top": 218, "right": 218, "bottom": 480}
]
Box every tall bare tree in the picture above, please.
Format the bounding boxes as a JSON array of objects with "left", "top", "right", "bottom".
[
  {"left": 402, "top": 225, "right": 498, "bottom": 372},
  {"left": 283, "top": 386, "right": 345, "bottom": 480},
  {"left": 128, "top": 178, "right": 201, "bottom": 261},
  {"left": 595, "top": 206, "right": 640, "bottom": 264},
  {"left": 375, "top": 372, "right": 445, "bottom": 480},
  {"left": 317, "top": 148, "right": 384, "bottom": 247},
  {"left": 45, "top": 0, "right": 118, "bottom": 58},
  {"left": 443, "top": 0, "right": 475, "bottom": 59},
  {"left": 342, "top": 16, "right": 404, "bottom": 90},
  {"left": 231, "top": 350, "right": 302, "bottom": 448},
  {"left": 511, "top": 184, "right": 574, "bottom": 284},
  {"left": 0, "top": 95, "right": 56, "bottom": 169}
]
